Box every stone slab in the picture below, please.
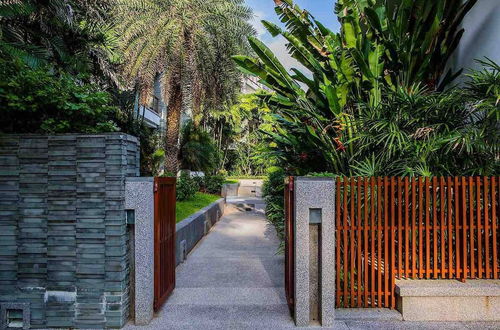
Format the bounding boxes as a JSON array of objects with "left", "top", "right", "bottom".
[
  {"left": 399, "top": 296, "right": 500, "bottom": 321},
  {"left": 396, "top": 279, "right": 500, "bottom": 297},
  {"left": 335, "top": 308, "right": 403, "bottom": 321}
]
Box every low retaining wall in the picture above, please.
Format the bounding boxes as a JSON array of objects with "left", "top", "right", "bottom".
[
  {"left": 175, "top": 198, "right": 225, "bottom": 266},
  {"left": 222, "top": 183, "right": 239, "bottom": 197}
]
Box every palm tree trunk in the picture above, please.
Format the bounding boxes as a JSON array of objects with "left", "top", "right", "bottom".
[{"left": 165, "top": 81, "right": 183, "bottom": 174}]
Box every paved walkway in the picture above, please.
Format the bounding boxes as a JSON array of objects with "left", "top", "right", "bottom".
[
  {"left": 136, "top": 202, "right": 292, "bottom": 329},
  {"left": 126, "top": 202, "right": 499, "bottom": 330}
]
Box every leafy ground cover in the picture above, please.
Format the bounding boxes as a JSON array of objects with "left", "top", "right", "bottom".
[{"left": 176, "top": 192, "right": 221, "bottom": 223}]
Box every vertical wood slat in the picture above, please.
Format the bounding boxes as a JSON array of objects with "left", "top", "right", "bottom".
[
  {"left": 383, "top": 177, "right": 389, "bottom": 307},
  {"left": 350, "top": 178, "right": 355, "bottom": 307},
  {"left": 492, "top": 177, "right": 498, "bottom": 279},
  {"left": 363, "top": 178, "right": 369, "bottom": 307},
  {"left": 484, "top": 177, "right": 490, "bottom": 279},
  {"left": 477, "top": 177, "right": 482, "bottom": 278},
  {"left": 425, "top": 177, "right": 430, "bottom": 279},
  {"left": 470, "top": 177, "right": 475, "bottom": 279},
  {"left": 412, "top": 178, "right": 417, "bottom": 279},
  {"left": 335, "top": 176, "right": 499, "bottom": 308},
  {"left": 377, "top": 177, "right": 382, "bottom": 307},
  {"left": 462, "top": 177, "right": 467, "bottom": 279},
  {"left": 455, "top": 177, "right": 461, "bottom": 280},
  {"left": 404, "top": 178, "right": 409, "bottom": 278},
  {"left": 397, "top": 177, "right": 403, "bottom": 280},
  {"left": 447, "top": 177, "right": 453, "bottom": 279},
  {"left": 432, "top": 177, "right": 438, "bottom": 279},
  {"left": 370, "top": 177, "right": 376, "bottom": 307},
  {"left": 357, "top": 178, "right": 362, "bottom": 307},
  {"left": 440, "top": 177, "right": 446, "bottom": 278},
  {"left": 390, "top": 177, "right": 395, "bottom": 308},
  {"left": 418, "top": 177, "right": 424, "bottom": 279},
  {"left": 343, "top": 178, "right": 348, "bottom": 306}
]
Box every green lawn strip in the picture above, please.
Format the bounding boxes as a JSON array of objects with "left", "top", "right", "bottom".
[
  {"left": 176, "top": 192, "right": 221, "bottom": 223},
  {"left": 226, "top": 175, "right": 266, "bottom": 180},
  {"left": 224, "top": 179, "right": 239, "bottom": 184}
]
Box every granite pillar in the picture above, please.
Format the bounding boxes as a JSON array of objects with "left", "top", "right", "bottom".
[
  {"left": 294, "top": 177, "right": 336, "bottom": 327},
  {"left": 124, "top": 178, "right": 154, "bottom": 325}
]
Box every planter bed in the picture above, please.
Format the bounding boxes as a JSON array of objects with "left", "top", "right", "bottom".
[
  {"left": 176, "top": 192, "right": 221, "bottom": 223},
  {"left": 175, "top": 197, "right": 225, "bottom": 266}
]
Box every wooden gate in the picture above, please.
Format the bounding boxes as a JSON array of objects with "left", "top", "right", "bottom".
[
  {"left": 284, "top": 176, "right": 295, "bottom": 315},
  {"left": 335, "top": 176, "right": 499, "bottom": 308},
  {"left": 154, "top": 177, "right": 176, "bottom": 311}
]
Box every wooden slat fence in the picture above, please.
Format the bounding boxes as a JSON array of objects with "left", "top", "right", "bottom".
[{"left": 335, "top": 177, "right": 499, "bottom": 309}]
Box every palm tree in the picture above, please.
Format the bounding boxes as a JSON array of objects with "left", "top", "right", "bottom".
[
  {"left": 0, "top": 0, "right": 119, "bottom": 81},
  {"left": 113, "top": 0, "right": 254, "bottom": 173}
]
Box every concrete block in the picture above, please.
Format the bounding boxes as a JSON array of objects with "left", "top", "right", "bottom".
[
  {"left": 222, "top": 183, "right": 239, "bottom": 197},
  {"left": 396, "top": 279, "right": 500, "bottom": 321}
]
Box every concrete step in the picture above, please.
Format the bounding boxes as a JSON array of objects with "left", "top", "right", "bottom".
[
  {"left": 151, "top": 304, "right": 294, "bottom": 328},
  {"left": 165, "top": 287, "right": 287, "bottom": 305}
]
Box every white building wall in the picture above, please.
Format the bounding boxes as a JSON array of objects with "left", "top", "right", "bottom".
[{"left": 448, "top": 0, "right": 500, "bottom": 80}]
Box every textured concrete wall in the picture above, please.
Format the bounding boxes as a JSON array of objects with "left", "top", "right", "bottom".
[
  {"left": 124, "top": 178, "right": 154, "bottom": 325},
  {"left": 175, "top": 199, "right": 225, "bottom": 266},
  {"left": 0, "top": 133, "right": 140, "bottom": 328}
]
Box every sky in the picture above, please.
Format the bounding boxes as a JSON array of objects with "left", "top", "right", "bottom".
[{"left": 245, "top": 0, "right": 341, "bottom": 72}]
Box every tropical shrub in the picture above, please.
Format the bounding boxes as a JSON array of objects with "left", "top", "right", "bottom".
[
  {"left": 179, "top": 121, "right": 220, "bottom": 174},
  {"left": 0, "top": 0, "right": 119, "bottom": 84},
  {"left": 201, "top": 91, "right": 271, "bottom": 176},
  {"left": 0, "top": 61, "right": 118, "bottom": 134},
  {"left": 234, "top": 0, "right": 498, "bottom": 177},
  {"left": 262, "top": 167, "right": 286, "bottom": 249},
  {"left": 176, "top": 172, "right": 199, "bottom": 201},
  {"left": 351, "top": 65, "right": 500, "bottom": 176},
  {"left": 202, "top": 175, "right": 225, "bottom": 195},
  {"left": 192, "top": 175, "right": 225, "bottom": 195}
]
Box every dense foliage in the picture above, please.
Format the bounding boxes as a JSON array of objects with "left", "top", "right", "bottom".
[
  {"left": 113, "top": 0, "right": 255, "bottom": 172},
  {"left": 236, "top": 0, "right": 498, "bottom": 247},
  {"left": 262, "top": 168, "right": 286, "bottom": 250},
  {"left": 201, "top": 175, "right": 225, "bottom": 195},
  {"left": 176, "top": 173, "right": 200, "bottom": 201},
  {"left": 179, "top": 121, "right": 220, "bottom": 174},
  {"left": 201, "top": 92, "right": 272, "bottom": 176},
  {"left": 0, "top": 0, "right": 118, "bottom": 83},
  {"left": 176, "top": 173, "right": 225, "bottom": 201},
  {"left": 234, "top": 0, "right": 498, "bottom": 177},
  {"left": 0, "top": 60, "right": 117, "bottom": 134}
]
